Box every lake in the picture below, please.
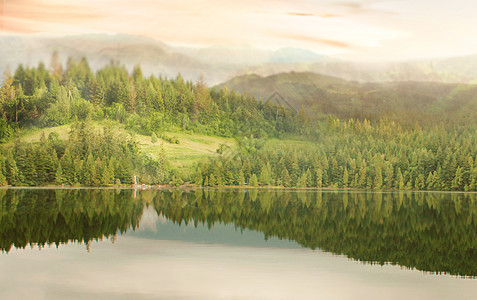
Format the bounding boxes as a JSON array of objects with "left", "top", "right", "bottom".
[{"left": 0, "top": 188, "right": 476, "bottom": 299}]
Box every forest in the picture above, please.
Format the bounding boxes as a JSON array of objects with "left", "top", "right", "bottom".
[{"left": 1, "top": 55, "right": 477, "bottom": 191}]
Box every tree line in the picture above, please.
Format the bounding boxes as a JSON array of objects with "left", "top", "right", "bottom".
[
  {"left": 196, "top": 117, "right": 477, "bottom": 191},
  {"left": 3, "top": 55, "right": 477, "bottom": 191},
  {"left": 153, "top": 189, "right": 477, "bottom": 277},
  {"left": 0, "top": 55, "right": 308, "bottom": 142},
  {"left": 0, "top": 122, "right": 169, "bottom": 186},
  {"left": 2, "top": 188, "right": 475, "bottom": 276}
]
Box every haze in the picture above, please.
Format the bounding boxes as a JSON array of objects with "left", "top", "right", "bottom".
[{"left": 1, "top": 0, "right": 476, "bottom": 61}]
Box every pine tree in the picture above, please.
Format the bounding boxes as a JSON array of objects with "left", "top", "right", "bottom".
[
  {"left": 194, "top": 167, "right": 203, "bottom": 186},
  {"left": 151, "top": 132, "right": 158, "bottom": 144},
  {"left": 281, "top": 168, "right": 291, "bottom": 187},
  {"left": 373, "top": 165, "right": 383, "bottom": 189},
  {"left": 426, "top": 172, "right": 435, "bottom": 190},
  {"left": 316, "top": 168, "right": 323, "bottom": 188},
  {"left": 55, "top": 164, "right": 66, "bottom": 185},
  {"left": 23, "top": 153, "right": 38, "bottom": 185},
  {"left": 0, "top": 165, "right": 6, "bottom": 186},
  {"left": 243, "top": 158, "right": 252, "bottom": 182},
  {"left": 82, "top": 153, "right": 96, "bottom": 185},
  {"left": 101, "top": 159, "right": 114, "bottom": 186},
  {"left": 358, "top": 161, "right": 367, "bottom": 188},
  {"left": 296, "top": 173, "right": 307, "bottom": 188},
  {"left": 249, "top": 173, "right": 258, "bottom": 187},
  {"left": 225, "top": 169, "right": 234, "bottom": 185},
  {"left": 156, "top": 143, "right": 168, "bottom": 184},
  {"left": 396, "top": 168, "right": 404, "bottom": 190},
  {"left": 416, "top": 173, "right": 426, "bottom": 190},
  {"left": 451, "top": 167, "right": 464, "bottom": 191},
  {"left": 384, "top": 162, "right": 394, "bottom": 188},
  {"left": 305, "top": 168, "right": 313, "bottom": 187},
  {"left": 237, "top": 169, "right": 245, "bottom": 186},
  {"left": 259, "top": 163, "right": 273, "bottom": 186},
  {"left": 118, "top": 158, "right": 133, "bottom": 184},
  {"left": 5, "top": 153, "right": 20, "bottom": 185},
  {"left": 342, "top": 167, "right": 349, "bottom": 188},
  {"left": 209, "top": 173, "right": 216, "bottom": 187}
]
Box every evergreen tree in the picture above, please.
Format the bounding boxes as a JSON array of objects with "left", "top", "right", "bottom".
[
  {"left": 55, "top": 164, "right": 66, "bottom": 185},
  {"left": 5, "top": 153, "right": 21, "bottom": 185},
  {"left": 151, "top": 132, "right": 158, "bottom": 144},
  {"left": 358, "top": 161, "right": 367, "bottom": 188},
  {"left": 281, "top": 168, "right": 292, "bottom": 187},
  {"left": 101, "top": 159, "right": 115, "bottom": 186},
  {"left": 194, "top": 167, "right": 203, "bottom": 186},
  {"left": 316, "top": 168, "right": 323, "bottom": 188},
  {"left": 296, "top": 173, "right": 307, "bottom": 188},
  {"left": 373, "top": 165, "right": 383, "bottom": 190},
  {"left": 209, "top": 173, "right": 216, "bottom": 187},
  {"left": 237, "top": 169, "right": 245, "bottom": 186},
  {"left": 259, "top": 163, "right": 273, "bottom": 186},
  {"left": 342, "top": 167, "right": 349, "bottom": 188},
  {"left": 249, "top": 173, "right": 258, "bottom": 187},
  {"left": 396, "top": 168, "right": 405, "bottom": 190},
  {"left": 156, "top": 143, "right": 168, "bottom": 184}
]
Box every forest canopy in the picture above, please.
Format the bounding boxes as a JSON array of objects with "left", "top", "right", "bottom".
[{"left": 1, "top": 56, "right": 477, "bottom": 191}]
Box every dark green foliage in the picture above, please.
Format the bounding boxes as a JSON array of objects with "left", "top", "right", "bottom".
[
  {"left": 160, "top": 134, "right": 180, "bottom": 144},
  {"left": 3, "top": 122, "right": 168, "bottom": 186},
  {"left": 151, "top": 190, "right": 477, "bottom": 277},
  {"left": 3, "top": 57, "right": 477, "bottom": 191},
  {"left": 249, "top": 174, "right": 258, "bottom": 187},
  {"left": 197, "top": 117, "right": 477, "bottom": 191},
  {"left": 0, "top": 189, "right": 145, "bottom": 253},
  {"left": 1, "top": 189, "right": 475, "bottom": 277},
  {"left": 1, "top": 58, "right": 307, "bottom": 141}
]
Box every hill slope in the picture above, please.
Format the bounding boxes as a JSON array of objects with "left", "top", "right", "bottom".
[{"left": 216, "top": 72, "right": 477, "bottom": 122}]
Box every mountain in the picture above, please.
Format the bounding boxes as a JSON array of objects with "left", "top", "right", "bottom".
[
  {"left": 0, "top": 34, "right": 213, "bottom": 82},
  {"left": 216, "top": 71, "right": 477, "bottom": 122},
  {"left": 4, "top": 33, "right": 477, "bottom": 87},
  {"left": 232, "top": 58, "right": 477, "bottom": 84},
  {"left": 0, "top": 34, "right": 323, "bottom": 85}
]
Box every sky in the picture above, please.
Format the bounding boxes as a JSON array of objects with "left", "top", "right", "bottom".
[{"left": 1, "top": 0, "right": 477, "bottom": 61}]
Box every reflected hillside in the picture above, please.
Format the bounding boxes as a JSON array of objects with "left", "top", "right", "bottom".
[
  {"left": 153, "top": 190, "right": 477, "bottom": 277},
  {"left": 0, "top": 189, "right": 145, "bottom": 252},
  {"left": 0, "top": 189, "right": 475, "bottom": 277}
]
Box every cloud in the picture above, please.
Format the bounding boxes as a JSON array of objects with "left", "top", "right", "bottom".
[
  {"left": 267, "top": 30, "right": 351, "bottom": 48},
  {"left": 334, "top": 0, "right": 398, "bottom": 15},
  {"left": 287, "top": 12, "right": 340, "bottom": 18},
  {"left": 1, "top": 0, "right": 103, "bottom": 33}
]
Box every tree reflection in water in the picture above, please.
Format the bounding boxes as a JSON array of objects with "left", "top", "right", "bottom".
[{"left": 0, "top": 189, "right": 476, "bottom": 277}]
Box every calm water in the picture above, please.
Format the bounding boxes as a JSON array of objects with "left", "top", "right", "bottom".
[{"left": 0, "top": 188, "right": 476, "bottom": 299}]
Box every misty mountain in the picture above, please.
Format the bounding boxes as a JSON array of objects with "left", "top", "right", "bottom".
[
  {"left": 0, "top": 34, "right": 322, "bottom": 85},
  {"left": 3, "top": 34, "right": 477, "bottom": 87},
  {"left": 216, "top": 71, "right": 477, "bottom": 122}
]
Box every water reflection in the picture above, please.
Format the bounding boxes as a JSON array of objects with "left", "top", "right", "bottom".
[
  {"left": 0, "top": 189, "right": 144, "bottom": 252},
  {"left": 0, "top": 188, "right": 476, "bottom": 277}
]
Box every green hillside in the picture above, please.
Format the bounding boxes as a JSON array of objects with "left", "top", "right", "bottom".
[
  {"left": 216, "top": 72, "right": 477, "bottom": 122},
  {"left": 3, "top": 57, "right": 477, "bottom": 192},
  {"left": 13, "top": 123, "right": 234, "bottom": 178}
]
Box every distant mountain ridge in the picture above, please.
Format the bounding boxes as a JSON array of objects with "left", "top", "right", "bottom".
[
  {"left": 215, "top": 71, "right": 477, "bottom": 122},
  {"left": 3, "top": 33, "right": 477, "bottom": 86}
]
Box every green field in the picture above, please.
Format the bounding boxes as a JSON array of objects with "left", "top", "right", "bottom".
[
  {"left": 135, "top": 131, "right": 235, "bottom": 173},
  {"left": 12, "top": 123, "right": 236, "bottom": 176}
]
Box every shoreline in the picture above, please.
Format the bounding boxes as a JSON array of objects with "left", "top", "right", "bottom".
[{"left": 1, "top": 185, "right": 477, "bottom": 194}]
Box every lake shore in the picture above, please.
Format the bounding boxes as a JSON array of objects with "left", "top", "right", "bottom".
[{"left": 2, "top": 184, "right": 477, "bottom": 194}]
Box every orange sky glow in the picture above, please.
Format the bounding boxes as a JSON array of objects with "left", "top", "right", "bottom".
[{"left": 1, "top": 0, "right": 477, "bottom": 61}]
